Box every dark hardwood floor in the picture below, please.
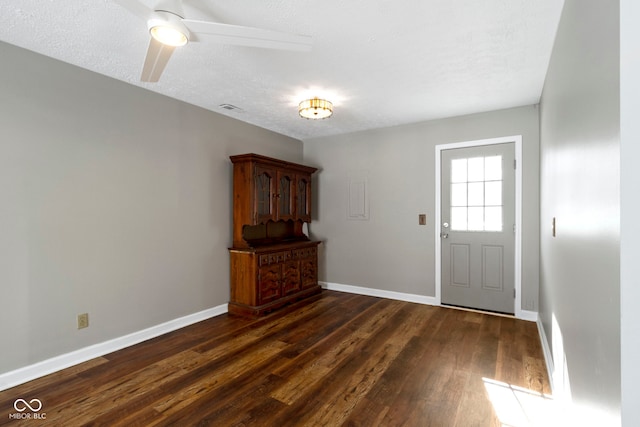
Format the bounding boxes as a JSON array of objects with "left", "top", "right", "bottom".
[{"left": 0, "top": 291, "right": 552, "bottom": 426}]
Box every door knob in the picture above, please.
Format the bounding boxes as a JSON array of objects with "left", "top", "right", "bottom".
[
  {"left": 440, "top": 232, "right": 449, "bottom": 239},
  {"left": 443, "top": 222, "right": 449, "bottom": 228}
]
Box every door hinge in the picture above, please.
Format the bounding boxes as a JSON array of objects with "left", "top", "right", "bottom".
[
  {"left": 513, "top": 159, "right": 517, "bottom": 169},
  {"left": 514, "top": 289, "right": 516, "bottom": 298}
]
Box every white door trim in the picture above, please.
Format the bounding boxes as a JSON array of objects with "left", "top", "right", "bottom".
[{"left": 435, "top": 135, "right": 526, "bottom": 319}]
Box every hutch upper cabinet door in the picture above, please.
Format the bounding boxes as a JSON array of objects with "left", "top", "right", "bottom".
[
  {"left": 296, "top": 174, "right": 312, "bottom": 222},
  {"left": 277, "top": 170, "right": 296, "bottom": 221},
  {"left": 254, "top": 165, "right": 277, "bottom": 224}
]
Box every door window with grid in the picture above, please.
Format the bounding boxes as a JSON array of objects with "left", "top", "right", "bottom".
[{"left": 450, "top": 155, "right": 503, "bottom": 231}]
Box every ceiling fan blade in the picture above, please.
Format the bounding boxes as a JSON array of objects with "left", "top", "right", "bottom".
[
  {"left": 141, "top": 37, "right": 175, "bottom": 82},
  {"left": 111, "top": 0, "right": 152, "bottom": 20},
  {"left": 182, "top": 19, "right": 312, "bottom": 52}
]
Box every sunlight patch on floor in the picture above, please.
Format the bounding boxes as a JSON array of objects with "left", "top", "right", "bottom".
[{"left": 483, "top": 377, "right": 558, "bottom": 426}]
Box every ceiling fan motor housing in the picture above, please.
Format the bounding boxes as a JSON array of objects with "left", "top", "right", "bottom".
[{"left": 147, "top": 10, "right": 190, "bottom": 46}]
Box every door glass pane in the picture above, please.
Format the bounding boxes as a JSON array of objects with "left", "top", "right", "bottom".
[
  {"left": 451, "top": 159, "right": 467, "bottom": 183},
  {"left": 468, "top": 182, "right": 484, "bottom": 206},
  {"left": 451, "top": 183, "right": 467, "bottom": 206},
  {"left": 451, "top": 207, "right": 467, "bottom": 231},
  {"left": 485, "top": 181, "right": 502, "bottom": 206},
  {"left": 468, "top": 207, "right": 484, "bottom": 231},
  {"left": 468, "top": 157, "right": 484, "bottom": 182},
  {"left": 485, "top": 156, "right": 502, "bottom": 180},
  {"left": 485, "top": 207, "right": 502, "bottom": 231}
]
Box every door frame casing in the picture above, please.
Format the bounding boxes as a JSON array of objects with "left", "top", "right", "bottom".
[{"left": 435, "top": 135, "right": 527, "bottom": 319}]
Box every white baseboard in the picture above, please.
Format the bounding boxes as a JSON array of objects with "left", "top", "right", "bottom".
[
  {"left": 537, "top": 317, "right": 555, "bottom": 394},
  {"left": 0, "top": 304, "right": 228, "bottom": 392},
  {"left": 320, "top": 281, "right": 438, "bottom": 306},
  {"left": 517, "top": 309, "right": 539, "bottom": 322},
  {"left": 321, "top": 281, "right": 538, "bottom": 322}
]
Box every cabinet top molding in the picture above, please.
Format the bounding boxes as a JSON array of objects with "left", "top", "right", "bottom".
[{"left": 230, "top": 153, "right": 318, "bottom": 174}]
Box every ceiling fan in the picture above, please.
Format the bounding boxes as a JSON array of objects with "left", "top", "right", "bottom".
[{"left": 112, "top": 0, "right": 312, "bottom": 82}]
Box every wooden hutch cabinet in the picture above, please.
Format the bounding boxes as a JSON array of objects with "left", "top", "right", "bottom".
[{"left": 229, "top": 153, "right": 321, "bottom": 317}]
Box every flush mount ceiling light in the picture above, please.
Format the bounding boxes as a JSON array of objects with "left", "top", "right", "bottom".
[
  {"left": 298, "top": 98, "right": 333, "bottom": 119},
  {"left": 148, "top": 11, "right": 189, "bottom": 47}
]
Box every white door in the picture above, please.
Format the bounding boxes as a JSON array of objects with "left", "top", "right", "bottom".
[{"left": 440, "top": 143, "right": 515, "bottom": 314}]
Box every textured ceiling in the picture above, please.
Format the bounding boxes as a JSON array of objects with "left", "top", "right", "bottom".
[{"left": 0, "top": 0, "right": 563, "bottom": 140}]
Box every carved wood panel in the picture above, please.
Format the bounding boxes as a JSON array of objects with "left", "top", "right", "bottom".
[
  {"left": 282, "top": 261, "right": 301, "bottom": 296},
  {"left": 301, "top": 257, "right": 317, "bottom": 289},
  {"left": 258, "top": 264, "right": 281, "bottom": 305}
]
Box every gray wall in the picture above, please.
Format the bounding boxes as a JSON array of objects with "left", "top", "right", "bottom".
[
  {"left": 0, "top": 41, "right": 302, "bottom": 374},
  {"left": 303, "top": 105, "right": 540, "bottom": 310},
  {"left": 539, "top": 0, "right": 621, "bottom": 424},
  {"left": 620, "top": 1, "right": 640, "bottom": 425}
]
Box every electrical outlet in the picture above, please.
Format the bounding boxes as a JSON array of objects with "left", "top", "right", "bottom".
[{"left": 77, "top": 313, "right": 89, "bottom": 330}]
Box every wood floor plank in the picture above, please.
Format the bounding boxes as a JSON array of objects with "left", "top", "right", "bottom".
[
  {"left": 262, "top": 301, "right": 413, "bottom": 426},
  {"left": 154, "top": 341, "right": 289, "bottom": 418},
  {"left": 181, "top": 298, "right": 393, "bottom": 426},
  {"left": 303, "top": 306, "right": 421, "bottom": 426},
  {"left": 270, "top": 299, "right": 401, "bottom": 405},
  {"left": 177, "top": 374, "right": 288, "bottom": 427},
  {"left": 0, "top": 291, "right": 552, "bottom": 426},
  {"left": 41, "top": 349, "right": 208, "bottom": 425},
  {"left": 453, "top": 375, "right": 502, "bottom": 427},
  {"left": 341, "top": 304, "right": 443, "bottom": 426},
  {"left": 271, "top": 297, "right": 394, "bottom": 379},
  {"left": 469, "top": 312, "right": 502, "bottom": 379}
]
